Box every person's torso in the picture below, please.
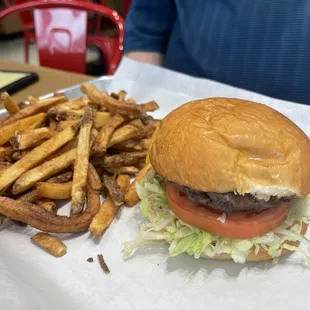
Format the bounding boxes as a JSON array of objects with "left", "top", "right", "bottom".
[{"left": 165, "top": 0, "right": 310, "bottom": 104}]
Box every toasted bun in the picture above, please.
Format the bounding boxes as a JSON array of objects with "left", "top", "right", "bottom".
[
  {"left": 149, "top": 98, "right": 310, "bottom": 197},
  {"left": 201, "top": 222, "right": 308, "bottom": 262}
]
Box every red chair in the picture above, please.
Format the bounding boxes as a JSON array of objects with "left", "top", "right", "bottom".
[
  {"left": 95, "top": 0, "right": 131, "bottom": 34},
  {"left": 0, "top": 0, "right": 124, "bottom": 75},
  {"left": 3, "top": 0, "right": 37, "bottom": 64},
  {"left": 124, "top": 0, "right": 132, "bottom": 17}
]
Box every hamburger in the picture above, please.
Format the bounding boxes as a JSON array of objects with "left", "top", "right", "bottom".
[{"left": 125, "top": 98, "right": 310, "bottom": 264}]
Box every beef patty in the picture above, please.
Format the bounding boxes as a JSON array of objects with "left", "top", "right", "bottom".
[{"left": 173, "top": 183, "right": 292, "bottom": 213}]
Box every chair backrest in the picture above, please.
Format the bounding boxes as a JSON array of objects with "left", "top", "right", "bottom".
[
  {"left": 0, "top": 0, "right": 124, "bottom": 75},
  {"left": 34, "top": 8, "right": 87, "bottom": 73},
  {"left": 14, "top": 0, "right": 34, "bottom": 28}
]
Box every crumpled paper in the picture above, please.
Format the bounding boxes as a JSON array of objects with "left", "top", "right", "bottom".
[{"left": 1, "top": 58, "right": 310, "bottom": 310}]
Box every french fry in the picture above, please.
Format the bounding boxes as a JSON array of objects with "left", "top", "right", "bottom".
[
  {"left": 87, "top": 163, "right": 102, "bottom": 191},
  {"left": 94, "top": 112, "right": 112, "bottom": 128},
  {"left": 0, "top": 96, "right": 65, "bottom": 128},
  {"left": 28, "top": 96, "right": 39, "bottom": 105},
  {"left": 30, "top": 93, "right": 64, "bottom": 105},
  {"left": 53, "top": 92, "right": 66, "bottom": 99},
  {"left": 36, "top": 198, "right": 56, "bottom": 213},
  {"left": 90, "top": 128, "right": 98, "bottom": 148},
  {"left": 0, "top": 193, "right": 100, "bottom": 233},
  {"left": 108, "top": 124, "right": 142, "bottom": 147},
  {"left": 11, "top": 151, "right": 21, "bottom": 162},
  {"left": 17, "top": 189, "right": 38, "bottom": 203},
  {"left": 103, "top": 175, "right": 124, "bottom": 206},
  {"left": 13, "top": 148, "right": 76, "bottom": 194},
  {"left": 126, "top": 97, "right": 136, "bottom": 104},
  {"left": 0, "top": 113, "right": 47, "bottom": 146},
  {"left": 56, "top": 112, "right": 110, "bottom": 131},
  {"left": 0, "top": 146, "right": 13, "bottom": 161},
  {"left": 87, "top": 187, "right": 101, "bottom": 210},
  {"left": 16, "top": 102, "right": 27, "bottom": 109},
  {"left": 11, "top": 149, "right": 33, "bottom": 162},
  {"left": 47, "top": 136, "right": 78, "bottom": 161},
  {"left": 142, "top": 115, "right": 156, "bottom": 124},
  {"left": 49, "top": 118, "right": 57, "bottom": 133},
  {"left": 143, "top": 121, "right": 160, "bottom": 138},
  {"left": 117, "top": 90, "right": 127, "bottom": 101},
  {"left": 47, "top": 171, "right": 73, "bottom": 183},
  {"left": 89, "top": 198, "right": 115, "bottom": 237},
  {"left": 60, "top": 97, "right": 89, "bottom": 110},
  {"left": 105, "top": 166, "right": 140, "bottom": 175},
  {"left": 116, "top": 174, "right": 130, "bottom": 194},
  {"left": 139, "top": 138, "right": 152, "bottom": 149},
  {"left": 52, "top": 101, "right": 84, "bottom": 112},
  {"left": 135, "top": 160, "right": 147, "bottom": 170},
  {"left": 89, "top": 174, "right": 129, "bottom": 237},
  {"left": 92, "top": 114, "right": 126, "bottom": 154},
  {"left": 11, "top": 127, "right": 54, "bottom": 150},
  {"left": 56, "top": 120, "right": 79, "bottom": 131},
  {"left": 113, "top": 138, "right": 151, "bottom": 151},
  {"left": 36, "top": 181, "right": 72, "bottom": 200},
  {"left": 140, "top": 100, "right": 159, "bottom": 112},
  {"left": 124, "top": 138, "right": 151, "bottom": 151},
  {"left": 119, "top": 166, "right": 140, "bottom": 174},
  {"left": 0, "top": 124, "right": 79, "bottom": 195},
  {"left": 124, "top": 164, "right": 152, "bottom": 207},
  {"left": 72, "top": 97, "right": 90, "bottom": 109},
  {"left": 31, "top": 232, "right": 67, "bottom": 257},
  {"left": 127, "top": 119, "right": 144, "bottom": 127},
  {"left": 71, "top": 104, "right": 95, "bottom": 214},
  {"left": 0, "top": 161, "right": 11, "bottom": 167},
  {"left": 92, "top": 151, "right": 147, "bottom": 168},
  {"left": 110, "top": 92, "right": 119, "bottom": 100},
  {"left": 18, "top": 171, "right": 73, "bottom": 203},
  {"left": 0, "top": 161, "right": 11, "bottom": 174},
  {"left": 48, "top": 108, "right": 84, "bottom": 121},
  {"left": 98, "top": 98, "right": 108, "bottom": 112},
  {"left": 128, "top": 139, "right": 149, "bottom": 151},
  {"left": 1, "top": 91, "right": 20, "bottom": 114},
  {"left": 81, "top": 84, "right": 146, "bottom": 119}
]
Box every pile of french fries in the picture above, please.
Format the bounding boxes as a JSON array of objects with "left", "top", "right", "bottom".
[{"left": 0, "top": 85, "right": 159, "bottom": 257}]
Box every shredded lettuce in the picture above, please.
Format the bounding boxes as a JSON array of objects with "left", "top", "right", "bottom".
[{"left": 124, "top": 170, "right": 310, "bottom": 264}]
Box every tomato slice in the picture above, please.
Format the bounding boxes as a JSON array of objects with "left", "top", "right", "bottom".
[{"left": 166, "top": 182, "right": 289, "bottom": 239}]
